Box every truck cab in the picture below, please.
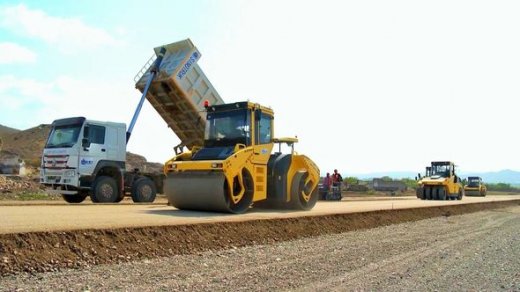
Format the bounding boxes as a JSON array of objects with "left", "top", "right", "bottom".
[{"left": 41, "top": 117, "right": 157, "bottom": 203}]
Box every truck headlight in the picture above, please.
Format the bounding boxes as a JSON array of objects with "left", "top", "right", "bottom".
[{"left": 64, "top": 170, "right": 75, "bottom": 177}]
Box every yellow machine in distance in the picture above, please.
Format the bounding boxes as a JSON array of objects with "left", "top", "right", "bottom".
[
  {"left": 416, "top": 161, "right": 464, "bottom": 200},
  {"left": 464, "top": 176, "right": 487, "bottom": 196},
  {"left": 164, "top": 101, "right": 320, "bottom": 213}
]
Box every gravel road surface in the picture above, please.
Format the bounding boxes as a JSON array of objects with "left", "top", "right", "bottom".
[
  {"left": 2, "top": 206, "right": 518, "bottom": 291},
  {"left": 1, "top": 195, "right": 517, "bottom": 234}
]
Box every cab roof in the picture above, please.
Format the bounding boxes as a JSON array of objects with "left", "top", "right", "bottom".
[{"left": 206, "top": 101, "right": 274, "bottom": 116}]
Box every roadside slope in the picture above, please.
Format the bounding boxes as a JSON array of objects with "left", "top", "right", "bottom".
[
  {"left": 1, "top": 205, "right": 519, "bottom": 290},
  {"left": 0, "top": 199, "right": 518, "bottom": 275}
]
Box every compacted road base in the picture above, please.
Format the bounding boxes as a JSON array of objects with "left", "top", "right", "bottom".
[
  {"left": 1, "top": 205, "right": 519, "bottom": 291},
  {"left": 0, "top": 195, "right": 517, "bottom": 234}
]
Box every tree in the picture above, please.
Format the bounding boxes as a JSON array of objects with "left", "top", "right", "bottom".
[{"left": 344, "top": 176, "right": 360, "bottom": 185}]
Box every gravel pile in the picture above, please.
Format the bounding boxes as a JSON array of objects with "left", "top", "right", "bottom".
[
  {"left": 1, "top": 206, "right": 518, "bottom": 291},
  {"left": 0, "top": 175, "right": 44, "bottom": 194}
]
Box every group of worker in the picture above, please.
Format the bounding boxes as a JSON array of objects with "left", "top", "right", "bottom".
[{"left": 321, "top": 169, "right": 343, "bottom": 200}]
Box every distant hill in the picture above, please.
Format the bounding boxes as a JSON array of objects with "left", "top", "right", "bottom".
[
  {"left": 1, "top": 124, "right": 52, "bottom": 165},
  {"left": 461, "top": 169, "right": 520, "bottom": 185},
  {"left": 0, "top": 123, "right": 163, "bottom": 171},
  {"left": 0, "top": 125, "right": 20, "bottom": 138},
  {"left": 349, "top": 170, "right": 520, "bottom": 185}
]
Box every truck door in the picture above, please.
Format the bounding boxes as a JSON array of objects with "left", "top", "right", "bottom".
[{"left": 79, "top": 124, "right": 107, "bottom": 175}]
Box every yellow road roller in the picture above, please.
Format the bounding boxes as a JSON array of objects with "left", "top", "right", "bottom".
[
  {"left": 416, "top": 161, "right": 464, "bottom": 200},
  {"left": 163, "top": 101, "right": 320, "bottom": 213},
  {"left": 464, "top": 176, "right": 487, "bottom": 196}
]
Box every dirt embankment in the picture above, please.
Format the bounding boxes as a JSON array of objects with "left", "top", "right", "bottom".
[{"left": 1, "top": 199, "right": 519, "bottom": 276}]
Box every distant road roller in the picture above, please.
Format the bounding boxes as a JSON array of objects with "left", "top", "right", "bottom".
[
  {"left": 416, "top": 161, "right": 464, "bottom": 200},
  {"left": 163, "top": 101, "right": 320, "bottom": 213},
  {"left": 464, "top": 176, "right": 487, "bottom": 196}
]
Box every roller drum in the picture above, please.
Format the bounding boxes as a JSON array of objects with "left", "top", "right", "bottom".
[{"left": 165, "top": 171, "right": 248, "bottom": 213}]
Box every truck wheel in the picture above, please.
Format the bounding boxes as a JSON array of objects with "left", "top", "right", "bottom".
[
  {"left": 131, "top": 177, "right": 157, "bottom": 203},
  {"left": 115, "top": 193, "right": 125, "bottom": 203},
  {"left": 91, "top": 176, "right": 118, "bottom": 203},
  {"left": 62, "top": 193, "right": 87, "bottom": 203}
]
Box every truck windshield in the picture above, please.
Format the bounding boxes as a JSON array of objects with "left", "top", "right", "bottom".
[
  {"left": 431, "top": 164, "right": 451, "bottom": 177},
  {"left": 204, "top": 109, "right": 250, "bottom": 147},
  {"left": 45, "top": 124, "right": 82, "bottom": 148}
]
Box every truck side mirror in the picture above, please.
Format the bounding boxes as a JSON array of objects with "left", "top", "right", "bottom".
[{"left": 417, "top": 173, "right": 421, "bottom": 180}]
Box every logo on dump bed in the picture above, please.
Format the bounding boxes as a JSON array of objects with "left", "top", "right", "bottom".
[{"left": 176, "top": 51, "right": 201, "bottom": 80}]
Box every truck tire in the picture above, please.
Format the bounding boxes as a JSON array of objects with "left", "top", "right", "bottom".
[
  {"left": 115, "top": 193, "right": 125, "bottom": 203},
  {"left": 62, "top": 193, "right": 87, "bottom": 203},
  {"left": 91, "top": 176, "right": 118, "bottom": 203},
  {"left": 131, "top": 177, "right": 157, "bottom": 203}
]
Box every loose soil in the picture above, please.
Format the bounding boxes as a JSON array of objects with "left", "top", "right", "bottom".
[{"left": 0, "top": 199, "right": 518, "bottom": 276}]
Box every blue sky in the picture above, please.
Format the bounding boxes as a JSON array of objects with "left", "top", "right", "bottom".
[{"left": 1, "top": 1, "right": 520, "bottom": 175}]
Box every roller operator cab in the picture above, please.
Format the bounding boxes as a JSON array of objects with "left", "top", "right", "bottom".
[
  {"left": 416, "top": 161, "right": 464, "bottom": 200},
  {"left": 164, "top": 101, "right": 320, "bottom": 214},
  {"left": 41, "top": 117, "right": 159, "bottom": 203},
  {"left": 464, "top": 176, "right": 487, "bottom": 196}
]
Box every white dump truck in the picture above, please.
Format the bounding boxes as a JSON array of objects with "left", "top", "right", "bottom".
[{"left": 40, "top": 39, "right": 224, "bottom": 203}]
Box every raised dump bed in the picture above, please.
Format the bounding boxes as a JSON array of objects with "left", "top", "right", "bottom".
[{"left": 135, "top": 39, "right": 224, "bottom": 150}]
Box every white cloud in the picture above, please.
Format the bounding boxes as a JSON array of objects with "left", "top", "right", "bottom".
[
  {"left": 0, "top": 74, "right": 177, "bottom": 163},
  {"left": 0, "top": 4, "right": 118, "bottom": 53},
  {"left": 0, "top": 42, "right": 37, "bottom": 64}
]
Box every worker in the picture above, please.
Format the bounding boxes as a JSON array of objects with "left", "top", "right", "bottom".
[
  {"left": 321, "top": 172, "right": 332, "bottom": 200},
  {"left": 332, "top": 169, "right": 343, "bottom": 186},
  {"left": 323, "top": 172, "right": 332, "bottom": 189}
]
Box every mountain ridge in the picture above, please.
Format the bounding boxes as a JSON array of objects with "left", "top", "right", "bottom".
[{"left": 349, "top": 169, "right": 520, "bottom": 185}]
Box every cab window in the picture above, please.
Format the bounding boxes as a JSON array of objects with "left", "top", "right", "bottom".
[
  {"left": 84, "top": 125, "right": 106, "bottom": 144},
  {"left": 256, "top": 112, "right": 272, "bottom": 145}
]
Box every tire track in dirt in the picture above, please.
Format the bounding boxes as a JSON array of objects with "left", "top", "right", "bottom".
[{"left": 302, "top": 210, "right": 515, "bottom": 291}]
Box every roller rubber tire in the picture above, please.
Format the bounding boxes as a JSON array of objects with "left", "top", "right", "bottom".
[
  {"left": 433, "top": 188, "right": 440, "bottom": 200},
  {"left": 425, "top": 187, "right": 432, "bottom": 200},
  {"left": 438, "top": 188, "right": 447, "bottom": 200}
]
